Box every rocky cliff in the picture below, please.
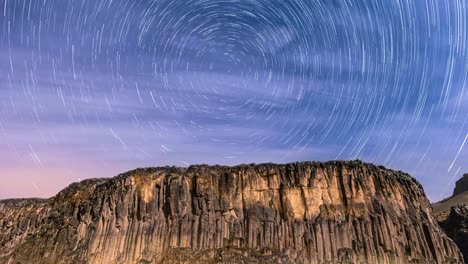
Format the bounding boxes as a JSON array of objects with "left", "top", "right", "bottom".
[
  {"left": 433, "top": 173, "right": 468, "bottom": 262},
  {"left": 438, "top": 205, "right": 468, "bottom": 263},
  {"left": 0, "top": 161, "right": 463, "bottom": 264},
  {"left": 453, "top": 174, "right": 468, "bottom": 197}
]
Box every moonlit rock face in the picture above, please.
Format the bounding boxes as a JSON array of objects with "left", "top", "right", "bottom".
[
  {"left": 0, "top": 1, "right": 467, "bottom": 201},
  {"left": 0, "top": 161, "right": 463, "bottom": 263}
]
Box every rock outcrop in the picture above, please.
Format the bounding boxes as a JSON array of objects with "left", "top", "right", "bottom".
[
  {"left": 433, "top": 173, "right": 468, "bottom": 262},
  {"left": 453, "top": 174, "right": 468, "bottom": 197},
  {"left": 0, "top": 160, "right": 463, "bottom": 264},
  {"left": 438, "top": 205, "right": 468, "bottom": 263}
]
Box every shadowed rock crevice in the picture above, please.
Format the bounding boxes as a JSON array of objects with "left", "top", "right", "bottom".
[
  {"left": 0, "top": 160, "right": 464, "bottom": 263},
  {"left": 439, "top": 205, "right": 468, "bottom": 262}
]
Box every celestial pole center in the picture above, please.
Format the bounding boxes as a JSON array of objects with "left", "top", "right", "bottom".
[{"left": 0, "top": 0, "right": 466, "bottom": 201}]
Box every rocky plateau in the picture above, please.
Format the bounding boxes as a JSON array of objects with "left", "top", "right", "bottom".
[{"left": 0, "top": 160, "right": 464, "bottom": 264}]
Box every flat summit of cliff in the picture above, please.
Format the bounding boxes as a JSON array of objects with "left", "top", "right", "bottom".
[
  {"left": 2, "top": 159, "right": 418, "bottom": 203},
  {"left": 0, "top": 160, "right": 463, "bottom": 264},
  {"left": 0, "top": 160, "right": 413, "bottom": 203}
]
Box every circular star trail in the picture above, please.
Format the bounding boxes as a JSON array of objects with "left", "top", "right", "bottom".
[{"left": 0, "top": 0, "right": 467, "bottom": 199}]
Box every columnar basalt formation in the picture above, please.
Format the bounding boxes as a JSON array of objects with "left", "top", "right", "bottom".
[{"left": 0, "top": 161, "right": 463, "bottom": 263}]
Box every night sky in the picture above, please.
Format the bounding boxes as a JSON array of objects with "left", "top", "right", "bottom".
[{"left": 0, "top": 0, "right": 467, "bottom": 201}]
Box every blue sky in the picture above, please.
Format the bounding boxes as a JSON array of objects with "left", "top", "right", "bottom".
[{"left": 0, "top": 0, "right": 467, "bottom": 200}]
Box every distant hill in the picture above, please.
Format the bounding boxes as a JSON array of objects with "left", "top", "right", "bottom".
[
  {"left": 433, "top": 191, "right": 468, "bottom": 221},
  {"left": 453, "top": 174, "right": 468, "bottom": 197}
]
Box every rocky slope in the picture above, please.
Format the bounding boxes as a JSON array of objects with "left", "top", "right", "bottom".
[
  {"left": 433, "top": 173, "right": 468, "bottom": 262},
  {"left": 0, "top": 160, "right": 463, "bottom": 264},
  {"left": 433, "top": 192, "right": 468, "bottom": 222}
]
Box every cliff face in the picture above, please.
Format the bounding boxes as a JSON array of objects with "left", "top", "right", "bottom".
[
  {"left": 453, "top": 174, "right": 468, "bottom": 197},
  {"left": 439, "top": 205, "right": 468, "bottom": 262},
  {"left": 0, "top": 161, "right": 463, "bottom": 264},
  {"left": 433, "top": 173, "right": 468, "bottom": 262}
]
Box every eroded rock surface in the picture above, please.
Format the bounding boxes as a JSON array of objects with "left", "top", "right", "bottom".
[
  {"left": 438, "top": 205, "right": 468, "bottom": 263},
  {"left": 433, "top": 173, "right": 468, "bottom": 263},
  {"left": 0, "top": 160, "right": 463, "bottom": 263}
]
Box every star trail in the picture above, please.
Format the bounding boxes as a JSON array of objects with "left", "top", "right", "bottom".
[{"left": 0, "top": 0, "right": 467, "bottom": 200}]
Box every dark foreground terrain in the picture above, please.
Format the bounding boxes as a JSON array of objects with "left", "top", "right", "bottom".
[
  {"left": 433, "top": 173, "right": 468, "bottom": 262},
  {"left": 0, "top": 160, "right": 464, "bottom": 263}
]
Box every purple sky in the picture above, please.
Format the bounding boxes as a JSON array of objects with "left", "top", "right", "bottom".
[{"left": 0, "top": 0, "right": 467, "bottom": 201}]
